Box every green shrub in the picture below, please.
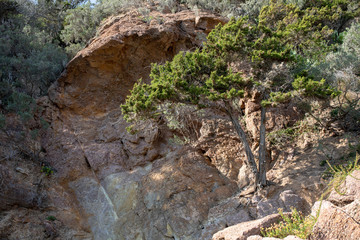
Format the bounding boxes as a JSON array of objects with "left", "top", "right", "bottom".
[
  {"left": 46, "top": 215, "right": 56, "bottom": 221},
  {"left": 293, "top": 75, "right": 340, "bottom": 98},
  {"left": 61, "top": 3, "right": 100, "bottom": 56},
  {"left": 6, "top": 92, "right": 36, "bottom": 121},
  {"left": 0, "top": 13, "right": 67, "bottom": 97},
  {"left": 322, "top": 148, "right": 360, "bottom": 179},
  {"left": 307, "top": 22, "right": 360, "bottom": 87},
  {"left": 41, "top": 165, "right": 54, "bottom": 176},
  {"left": 267, "top": 127, "right": 297, "bottom": 146},
  {"left": 261, "top": 208, "right": 316, "bottom": 239},
  {"left": 262, "top": 92, "right": 292, "bottom": 106}
]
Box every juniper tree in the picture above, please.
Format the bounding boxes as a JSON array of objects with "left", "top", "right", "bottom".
[{"left": 121, "top": 0, "right": 349, "bottom": 188}]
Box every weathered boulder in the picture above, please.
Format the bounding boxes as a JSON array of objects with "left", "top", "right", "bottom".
[
  {"left": 197, "top": 116, "right": 246, "bottom": 182},
  {"left": 257, "top": 190, "right": 306, "bottom": 218},
  {"left": 310, "top": 170, "right": 360, "bottom": 240},
  {"left": 200, "top": 194, "right": 253, "bottom": 240},
  {"left": 48, "top": 7, "right": 226, "bottom": 116},
  {"left": 68, "top": 147, "right": 238, "bottom": 239},
  {"left": 0, "top": 164, "right": 42, "bottom": 210},
  {"left": 212, "top": 213, "right": 290, "bottom": 240}
]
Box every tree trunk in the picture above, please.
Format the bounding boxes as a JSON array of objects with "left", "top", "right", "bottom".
[
  {"left": 225, "top": 102, "right": 259, "bottom": 182},
  {"left": 258, "top": 106, "right": 267, "bottom": 187}
]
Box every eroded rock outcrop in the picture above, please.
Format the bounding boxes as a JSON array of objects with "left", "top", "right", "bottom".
[
  {"left": 212, "top": 213, "right": 290, "bottom": 240},
  {"left": 49, "top": 7, "right": 226, "bottom": 117},
  {"left": 41, "top": 7, "right": 245, "bottom": 240},
  {"left": 310, "top": 170, "right": 360, "bottom": 240},
  {"left": 35, "top": 5, "right": 328, "bottom": 240}
]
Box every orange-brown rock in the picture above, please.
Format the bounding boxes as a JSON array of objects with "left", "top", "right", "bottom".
[
  {"left": 310, "top": 170, "right": 360, "bottom": 240},
  {"left": 49, "top": 7, "right": 227, "bottom": 116}
]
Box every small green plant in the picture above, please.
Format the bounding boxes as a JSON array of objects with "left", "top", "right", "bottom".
[
  {"left": 40, "top": 118, "right": 50, "bottom": 129},
  {"left": 263, "top": 92, "right": 292, "bottom": 106},
  {"left": 293, "top": 75, "right": 341, "bottom": 99},
  {"left": 319, "top": 159, "right": 327, "bottom": 166},
  {"left": 267, "top": 119, "right": 317, "bottom": 147},
  {"left": 322, "top": 154, "right": 360, "bottom": 192},
  {"left": 139, "top": 15, "right": 154, "bottom": 24},
  {"left": 41, "top": 165, "right": 54, "bottom": 176},
  {"left": 261, "top": 208, "right": 316, "bottom": 239},
  {"left": 169, "top": 134, "right": 189, "bottom": 146},
  {"left": 267, "top": 127, "right": 297, "bottom": 146},
  {"left": 46, "top": 216, "right": 56, "bottom": 221},
  {"left": 6, "top": 92, "right": 37, "bottom": 122}
]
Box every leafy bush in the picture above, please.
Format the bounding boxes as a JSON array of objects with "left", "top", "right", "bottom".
[
  {"left": 303, "top": 22, "right": 360, "bottom": 130},
  {"left": 267, "top": 127, "right": 298, "bottom": 146},
  {"left": 6, "top": 92, "right": 36, "bottom": 122},
  {"left": 46, "top": 216, "right": 56, "bottom": 221},
  {"left": 261, "top": 208, "right": 316, "bottom": 239},
  {"left": 0, "top": 6, "right": 67, "bottom": 98},
  {"left": 41, "top": 165, "right": 54, "bottom": 176},
  {"left": 61, "top": 2, "right": 102, "bottom": 56},
  {"left": 293, "top": 75, "right": 340, "bottom": 98},
  {"left": 308, "top": 22, "right": 360, "bottom": 87}
]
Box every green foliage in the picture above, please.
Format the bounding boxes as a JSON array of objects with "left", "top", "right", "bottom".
[
  {"left": 122, "top": 48, "right": 246, "bottom": 122},
  {"left": 0, "top": 1, "right": 68, "bottom": 98},
  {"left": 306, "top": 22, "right": 360, "bottom": 87},
  {"left": 46, "top": 215, "right": 56, "bottom": 221},
  {"left": 261, "top": 208, "right": 316, "bottom": 239},
  {"left": 0, "top": 0, "right": 19, "bottom": 21},
  {"left": 41, "top": 165, "right": 54, "bottom": 176},
  {"left": 293, "top": 74, "right": 340, "bottom": 98},
  {"left": 267, "top": 119, "right": 316, "bottom": 146},
  {"left": 205, "top": 16, "right": 294, "bottom": 64},
  {"left": 262, "top": 92, "right": 292, "bottom": 106},
  {"left": 322, "top": 153, "right": 360, "bottom": 196},
  {"left": 122, "top": 0, "right": 352, "bottom": 133},
  {"left": 61, "top": 2, "right": 102, "bottom": 56},
  {"left": 6, "top": 92, "right": 36, "bottom": 121},
  {"left": 206, "top": 0, "right": 352, "bottom": 65},
  {"left": 40, "top": 118, "right": 50, "bottom": 129},
  {"left": 238, "top": 0, "right": 270, "bottom": 19}
]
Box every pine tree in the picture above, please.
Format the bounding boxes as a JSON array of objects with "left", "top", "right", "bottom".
[{"left": 122, "top": 0, "right": 348, "bottom": 188}]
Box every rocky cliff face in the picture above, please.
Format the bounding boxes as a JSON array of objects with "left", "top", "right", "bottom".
[
  {"left": 38, "top": 7, "right": 309, "bottom": 239},
  {"left": 49, "top": 7, "right": 225, "bottom": 117},
  {"left": 41, "top": 7, "right": 244, "bottom": 240},
  {"left": 2, "top": 6, "right": 354, "bottom": 240}
]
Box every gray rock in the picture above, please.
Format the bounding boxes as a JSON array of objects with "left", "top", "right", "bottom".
[{"left": 257, "top": 190, "right": 305, "bottom": 218}]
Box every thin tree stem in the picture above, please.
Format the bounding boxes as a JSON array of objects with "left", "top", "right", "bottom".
[
  {"left": 224, "top": 101, "right": 259, "bottom": 183},
  {"left": 258, "top": 106, "right": 267, "bottom": 187}
]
